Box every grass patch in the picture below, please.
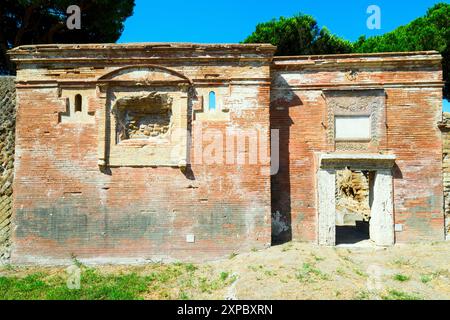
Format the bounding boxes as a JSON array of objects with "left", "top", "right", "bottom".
[
  {"left": 179, "top": 291, "right": 190, "bottom": 300},
  {"left": 220, "top": 272, "right": 229, "bottom": 281},
  {"left": 0, "top": 262, "right": 232, "bottom": 300},
  {"left": 393, "top": 274, "right": 411, "bottom": 282},
  {"left": 335, "top": 268, "right": 346, "bottom": 276},
  {"left": 382, "top": 289, "right": 422, "bottom": 300},
  {"left": 420, "top": 274, "right": 432, "bottom": 284},
  {"left": 296, "top": 263, "right": 329, "bottom": 283},
  {"left": 197, "top": 272, "right": 236, "bottom": 294},
  {"left": 0, "top": 269, "right": 150, "bottom": 300},
  {"left": 311, "top": 253, "right": 325, "bottom": 262},
  {"left": 2, "top": 264, "right": 17, "bottom": 272},
  {"left": 391, "top": 257, "right": 412, "bottom": 267},
  {"left": 353, "top": 267, "right": 367, "bottom": 278},
  {"left": 228, "top": 252, "right": 238, "bottom": 260},
  {"left": 354, "top": 290, "right": 371, "bottom": 300},
  {"left": 417, "top": 269, "right": 449, "bottom": 285}
]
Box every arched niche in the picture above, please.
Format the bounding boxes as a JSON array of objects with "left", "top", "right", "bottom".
[{"left": 95, "top": 65, "right": 192, "bottom": 168}]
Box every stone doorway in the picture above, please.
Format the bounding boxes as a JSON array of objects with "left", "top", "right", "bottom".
[{"left": 317, "top": 154, "right": 396, "bottom": 246}]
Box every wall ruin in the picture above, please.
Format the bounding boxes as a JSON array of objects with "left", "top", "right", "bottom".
[
  {"left": 270, "top": 52, "right": 444, "bottom": 244},
  {"left": 8, "top": 43, "right": 275, "bottom": 264},
  {"left": 3, "top": 45, "right": 447, "bottom": 264},
  {"left": 0, "top": 76, "right": 15, "bottom": 263}
]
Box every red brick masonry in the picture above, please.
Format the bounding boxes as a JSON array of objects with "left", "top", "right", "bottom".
[{"left": 7, "top": 44, "right": 445, "bottom": 264}]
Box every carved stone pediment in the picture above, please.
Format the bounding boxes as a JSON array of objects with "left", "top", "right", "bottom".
[{"left": 98, "top": 65, "right": 192, "bottom": 86}]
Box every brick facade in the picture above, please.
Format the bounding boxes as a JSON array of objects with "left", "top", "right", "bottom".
[
  {"left": 7, "top": 44, "right": 446, "bottom": 264},
  {"left": 271, "top": 52, "right": 444, "bottom": 243}
]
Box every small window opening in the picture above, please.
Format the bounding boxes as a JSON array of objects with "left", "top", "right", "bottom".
[
  {"left": 74, "top": 94, "right": 82, "bottom": 112},
  {"left": 208, "top": 91, "right": 216, "bottom": 111}
]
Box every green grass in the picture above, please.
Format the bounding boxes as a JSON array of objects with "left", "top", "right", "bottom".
[
  {"left": 220, "top": 271, "right": 229, "bottom": 281},
  {"left": 353, "top": 267, "right": 368, "bottom": 278},
  {"left": 179, "top": 291, "right": 190, "bottom": 300},
  {"left": 0, "top": 263, "right": 233, "bottom": 300},
  {"left": 418, "top": 269, "right": 449, "bottom": 284},
  {"left": 420, "top": 274, "right": 432, "bottom": 284},
  {"left": 391, "top": 257, "right": 412, "bottom": 267},
  {"left": 197, "top": 272, "right": 236, "bottom": 294},
  {"left": 228, "top": 252, "right": 238, "bottom": 260},
  {"left": 296, "top": 263, "right": 329, "bottom": 283},
  {"left": 0, "top": 269, "right": 150, "bottom": 300},
  {"left": 382, "top": 289, "right": 422, "bottom": 300},
  {"left": 311, "top": 253, "right": 325, "bottom": 262},
  {"left": 335, "top": 267, "right": 346, "bottom": 276},
  {"left": 393, "top": 274, "right": 411, "bottom": 282},
  {"left": 354, "top": 290, "right": 371, "bottom": 300}
]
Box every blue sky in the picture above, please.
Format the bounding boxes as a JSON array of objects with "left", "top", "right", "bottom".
[{"left": 118, "top": 0, "right": 449, "bottom": 110}]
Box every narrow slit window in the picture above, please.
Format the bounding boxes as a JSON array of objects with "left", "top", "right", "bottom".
[
  {"left": 74, "top": 94, "right": 82, "bottom": 112},
  {"left": 208, "top": 91, "right": 216, "bottom": 111}
]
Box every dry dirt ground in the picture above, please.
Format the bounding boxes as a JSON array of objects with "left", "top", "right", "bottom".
[
  {"left": 206, "top": 241, "right": 450, "bottom": 300},
  {"left": 1, "top": 241, "right": 449, "bottom": 300}
]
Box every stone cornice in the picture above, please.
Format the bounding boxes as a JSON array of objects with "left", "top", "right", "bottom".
[
  {"left": 272, "top": 51, "right": 442, "bottom": 70},
  {"left": 8, "top": 43, "right": 277, "bottom": 65},
  {"left": 271, "top": 81, "right": 445, "bottom": 90}
]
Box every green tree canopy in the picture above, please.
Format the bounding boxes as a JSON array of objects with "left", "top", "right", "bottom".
[
  {"left": 353, "top": 3, "right": 449, "bottom": 100},
  {"left": 244, "top": 3, "right": 449, "bottom": 101},
  {"left": 242, "top": 14, "right": 352, "bottom": 56},
  {"left": 0, "top": 0, "right": 135, "bottom": 74}
]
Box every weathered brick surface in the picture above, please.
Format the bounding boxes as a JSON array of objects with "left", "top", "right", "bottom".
[
  {"left": 7, "top": 45, "right": 446, "bottom": 264},
  {"left": 0, "top": 76, "right": 15, "bottom": 263},
  {"left": 271, "top": 52, "right": 444, "bottom": 243},
  {"left": 9, "top": 44, "right": 274, "bottom": 264}
]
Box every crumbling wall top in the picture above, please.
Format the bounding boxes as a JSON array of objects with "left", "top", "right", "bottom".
[
  {"left": 272, "top": 51, "right": 442, "bottom": 69},
  {"left": 8, "top": 42, "right": 277, "bottom": 66}
]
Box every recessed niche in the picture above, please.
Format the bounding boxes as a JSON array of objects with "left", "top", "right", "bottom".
[{"left": 112, "top": 92, "right": 173, "bottom": 143}]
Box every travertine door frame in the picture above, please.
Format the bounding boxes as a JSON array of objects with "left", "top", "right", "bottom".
[{"left": 317, "top": 154, "right": 396, "bottom": 246}]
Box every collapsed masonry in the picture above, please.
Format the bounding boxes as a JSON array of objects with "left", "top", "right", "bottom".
[
  {"left": 336, "top": 169, "right": 371, "bottom": 225},
  {"left": 0, "top": 77, "right": 15, "bottom": 263},
  {"left": 2, "top": 44, "right": 447, "bottom": 264}
]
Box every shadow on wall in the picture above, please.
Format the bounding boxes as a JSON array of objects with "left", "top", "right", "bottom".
[
  {"left": 270, "top": 76, "right": 300, "bottom": 245},
  {"left": 0, "top": 76, "right": 16, "bottom": 263}
]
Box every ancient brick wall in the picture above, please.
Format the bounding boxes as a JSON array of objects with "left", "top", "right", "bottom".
[
  {"left": 0, "top": 76, "right": 15, "bottom": 263},
  {"left": 271, "top": 52, "right": 444, "bottom": 243},
  {"left": 440, "top": 112, "right": 450, "bottom": 239},
  {"left": 9, "top": 44, "right": 275, "bottom": 264},
  {"left": 7, "top": 45, "right": 446, "bottom": 264}
]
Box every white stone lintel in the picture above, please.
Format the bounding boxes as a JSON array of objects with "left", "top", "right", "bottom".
[{"left": 319, "top": 153, "right": 396, "bottom": 169}]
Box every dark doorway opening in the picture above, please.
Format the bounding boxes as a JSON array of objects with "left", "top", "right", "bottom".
[{"left": 336, "top": 221, "right": 370, "bottom": 245}]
